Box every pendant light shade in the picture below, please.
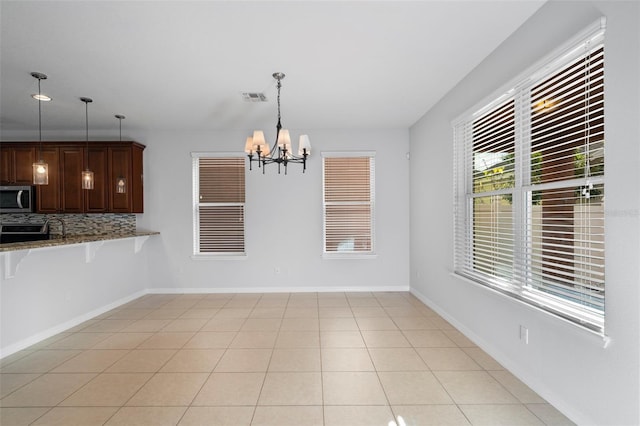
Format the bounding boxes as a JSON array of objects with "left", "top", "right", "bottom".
[
  {"left": 116, "top": 177, "right": 127, "bottom": 194},
  {"left": 115, "top": 114, "right": 127, "bottom": 194},
  {"left": 80, "top": 97, "right": 94, "bottom": 190},
  {"left": 33, "top": 161, "right": 49, "bottom": 185},
  {"left": 82, "top": 170, "right": 95, "bottom": 190},
  {"left": 31, "top": 72, "right": 49, "bottom": 185}
]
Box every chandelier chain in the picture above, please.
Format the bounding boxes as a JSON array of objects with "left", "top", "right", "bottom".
[{"left": 277, "top": 78, "right": 282, "bottom": 125}]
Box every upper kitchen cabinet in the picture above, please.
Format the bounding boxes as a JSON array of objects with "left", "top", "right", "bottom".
[
  {"left": 1, "top": 141, "right": 145, "bottom": 213},
  {"left": 35, "top": 146, "right": 61, "bottom": 213},
  {"left": 0, "top": 145, "right": 36, "bottom": 184},
  {"left": 85, "top": 146, "right": 109, "bottom": 213},
  {"left": 36, "top": 145, "right": 86, "bottom": 213},
  {"left": 59, "top": 146, "right": 85, "bottom": 213},
  {"left": 110, "top": 144, "right": 144, "bottom": 213}
]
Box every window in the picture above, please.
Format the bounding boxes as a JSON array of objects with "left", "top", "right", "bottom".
[
  {"left": 453, "top": 21, "right": 605, "bottom": 332},
  {"left": 323, "top": 152, "right": 375, "bottom": 256},
  {"left": 192, "top": 153, "right": 245, "bottom": 256}
]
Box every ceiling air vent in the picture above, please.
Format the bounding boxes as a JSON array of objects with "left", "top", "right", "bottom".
[{"left": 242, "top": 92, "right": 268, "bottom": 102}]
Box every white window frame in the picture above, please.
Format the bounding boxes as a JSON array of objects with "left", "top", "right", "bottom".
[
  {"left": 453, "top": 19, "right": 606, "bottom": 334},
  {"left": 192, "top": 152, "right": 247, "bottom": 259},
  {"left": 322, "top": 151, "right": 376, "bottom": 259}
]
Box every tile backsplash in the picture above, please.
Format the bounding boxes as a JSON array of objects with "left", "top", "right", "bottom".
[{"left": 0, "top": 213, "right": 136, "bottom": 236}]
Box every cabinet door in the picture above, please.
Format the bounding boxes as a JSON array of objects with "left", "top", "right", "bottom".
[
  {"left": 85, "top": 147, "right": 109, "bottom": 212},
  {"left": 36, "top": 147, "right": 61, "bottom": 213},
  {"left": 109, "top": 147, "right": 133, "bottom": 212},
  {"left": 13, "top": 147, "right": 37, "bottom": 184},
  {"left": 0, "top": 147, "right": 10, "bottom": 184},
  {"left": 0, "top": 146, "right": 36, "bottom": 184},
  {"left": 60, "top": 147, "right": 84, "bottom": 213},
  {"left": 131, "top": 144, "right": 144, "bottom": 213}
]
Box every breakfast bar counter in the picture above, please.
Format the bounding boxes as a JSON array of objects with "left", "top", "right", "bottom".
[{"left": 0, "top": 230, "right": 159, "bottom": 253}]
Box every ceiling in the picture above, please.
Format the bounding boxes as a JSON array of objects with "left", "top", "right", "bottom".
[{"left": 0, "top": 1, "right": 545, "bottom": 135}]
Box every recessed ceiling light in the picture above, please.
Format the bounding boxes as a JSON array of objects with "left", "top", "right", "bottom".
[{"left": 32, "top": 94, "right": 52, "bottom": 101}]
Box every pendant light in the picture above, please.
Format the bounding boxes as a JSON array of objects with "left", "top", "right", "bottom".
[
  {"left": 80, "top": 97, "right": 94, "bottom": 190},
  {"left": 31, "top": 72, "right": 50, "bottom": 185},
  {"left": 115, "top": 114, "right": 127, "bottom": 194}
]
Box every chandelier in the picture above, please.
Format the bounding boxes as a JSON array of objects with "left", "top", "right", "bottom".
[{"left": 244, "top": 72, "right": 311, "bottom": 174}]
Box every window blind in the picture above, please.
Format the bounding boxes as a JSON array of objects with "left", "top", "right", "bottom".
[
  {"left": 454, "top": 22, "right": 605, "bottom": 332},
  {"left": 193, "top": 156, "right": 245, "bottom": 255},
  {"left": 323, "top": 154, "right": 375, "bottom": 254}
]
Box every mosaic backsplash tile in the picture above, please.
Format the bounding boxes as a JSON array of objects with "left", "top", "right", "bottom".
[{"left": 0, "top": 213, "right": 136, "bottom": 237}]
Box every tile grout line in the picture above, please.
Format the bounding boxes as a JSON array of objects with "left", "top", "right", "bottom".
[
  {"left": 246, "top": 292, "right": 283, "bottom": 425},
  {"left": 357, "top": 295, "right": 399, "bottom": 424}
]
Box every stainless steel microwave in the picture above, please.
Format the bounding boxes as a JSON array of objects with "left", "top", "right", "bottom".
[{"left": 0, "top": 185, "right": 34, "bottom": 213}]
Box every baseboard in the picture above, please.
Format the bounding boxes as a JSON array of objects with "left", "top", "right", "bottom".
[
  {"left": 0, "top": 289, "right": 149, "bottom": 359},
  {"left": 148, "top": 285, "right": 410, "bottom": 294}
]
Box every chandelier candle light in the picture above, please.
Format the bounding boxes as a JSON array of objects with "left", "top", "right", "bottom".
[
  {"left": 244, "top": 72, "right": 311, "bottom": 174},
  {"left": 31, "top": 72, "right": 50, "bottom": 185},
  {"left": 80, "top": 97, "right": 94, "bottom": 190}
]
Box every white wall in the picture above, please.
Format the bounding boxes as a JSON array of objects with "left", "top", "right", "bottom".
[
  {"left": 0, "top": 127, "right": 411, "bottom": 294},
  {"left": 409, "top": 1, "right": 639, "bottom": 425},
  {"left": 0, "top": 237, "right": 150, "bottom": 356},
  {"left": 0, "top": 121, "right": 410, "bottom": 356},
  {"left": 138, "top": 128, "right": 411, "bottom": 292}
]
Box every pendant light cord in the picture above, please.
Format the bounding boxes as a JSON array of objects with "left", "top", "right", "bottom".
[
  {"left": 37, "top": 78, "right": 43, "bottom": 161},
  {"left": 80, "top": 97, "right": 93, "bottom": 169},
  {"left": 85, "top": 101, "right": 89, "bottom": 167},
  {"left": 85, "top": 101, "right": 89, "bottom": 143}
]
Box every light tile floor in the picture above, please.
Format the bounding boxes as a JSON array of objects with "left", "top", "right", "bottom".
[{"left": 0, "top": 292, "right": 575, "bottom": 425}]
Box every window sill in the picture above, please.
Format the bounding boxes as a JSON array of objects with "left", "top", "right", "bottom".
[
  {"left": 191, "top": 254, "right": 247, "bottom": 261},
  {"left": 322, "top": 253, "right": 377, "bottom": 260}
]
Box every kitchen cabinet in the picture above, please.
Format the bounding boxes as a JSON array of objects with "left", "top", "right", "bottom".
[
  {"left": 2, "top": 141, "right": 144, "bottom": 213},
  {"left": 85, "top": 147, "right": 109, "bottom": 212},
  {"left": 110, "top": 144, "right": 144, "bottom": 213},
  {"left": 0, "top": 145, "right": 36, "bottom": 184},
  {"left": 36, "top": 146, "right": 86, "bottom": 213},
  {"left": 59, "top": 146, "right": 85, "bottom": 213},
  {"left": 36, "top": 147, "right": 60, "bottom": 213}
]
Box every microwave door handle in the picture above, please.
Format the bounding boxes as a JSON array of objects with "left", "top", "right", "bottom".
[{"left": 16, "top": 190, "right": 24, "bottom": 209}]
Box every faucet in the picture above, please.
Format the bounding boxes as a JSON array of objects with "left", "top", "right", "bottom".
[{"left": 44, "top": 217, "right": 67, "bottom": 238}]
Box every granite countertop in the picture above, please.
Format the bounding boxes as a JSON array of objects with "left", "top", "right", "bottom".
[{"left": 0, "top": 231, "right": 160, "bottom": 253}]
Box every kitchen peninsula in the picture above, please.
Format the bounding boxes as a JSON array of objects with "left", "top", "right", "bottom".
[
  {"left": 0, "top": 229, "right": 159, "bottom": 253},
  {"left": 0, "top": 229, "right": 160, "bottom": 358}
]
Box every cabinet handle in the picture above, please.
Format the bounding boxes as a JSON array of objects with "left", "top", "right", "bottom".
[{"left": 16, "top": 190, "right": 24, "bottom": 209}]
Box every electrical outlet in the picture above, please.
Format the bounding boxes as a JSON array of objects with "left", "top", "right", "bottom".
[{"left": 520, "top": 325, "right": 529, "bottom": 344}]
